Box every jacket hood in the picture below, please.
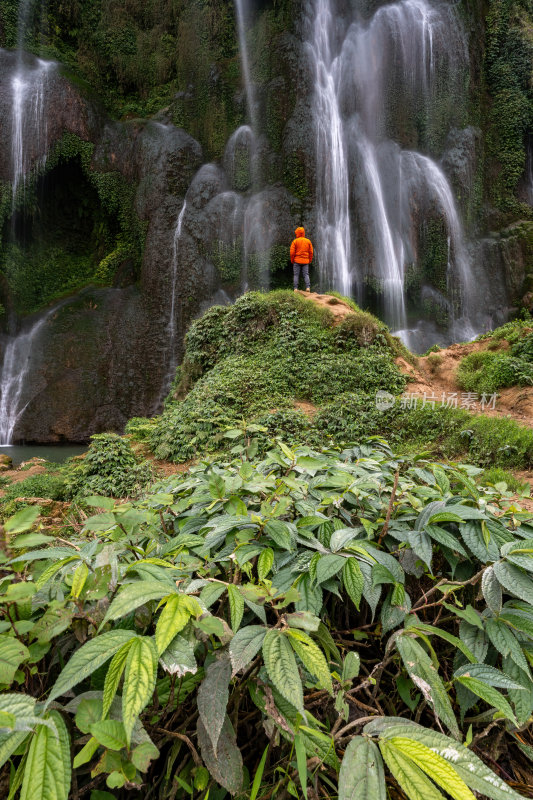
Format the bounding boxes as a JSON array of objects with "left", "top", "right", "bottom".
[{"left": 295, "top": 227, "right": 305, "bottom": 238}]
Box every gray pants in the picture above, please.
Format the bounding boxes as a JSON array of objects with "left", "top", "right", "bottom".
[{"left": 293, "top": 262, "right": 310, "bottom": 290}]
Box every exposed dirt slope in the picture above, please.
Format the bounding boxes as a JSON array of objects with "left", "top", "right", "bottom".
[{"left": 294, "top": 290, "right": 356, "bottom": 322}]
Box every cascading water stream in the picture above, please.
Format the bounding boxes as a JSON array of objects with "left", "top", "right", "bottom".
[
  {"left": 0, "top": 309, "right": 55, "bottom": 445},
  {"left": 164, "top": 200, "right": 187, "bottom": 389},
  {"left": 308, "top": 0, "right": 476, "bottom": 345}
]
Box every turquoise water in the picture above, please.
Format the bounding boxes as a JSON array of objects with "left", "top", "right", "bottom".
[{"left": 0, "top": 445, "right": 86, "bottom": 467}]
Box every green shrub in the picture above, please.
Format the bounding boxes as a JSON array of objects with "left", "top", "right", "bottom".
[
  {"left": 64, "top": 433, "right": 152, "bottom": 498},
  {"left": 479, "top": 466, "right": 529, "bottom": 494},
  {"left": 456, "top": 350, "right": 533, "bottom": 393},
  {"left": 124, "top": 416, "right": 158, "bottom": 442}
]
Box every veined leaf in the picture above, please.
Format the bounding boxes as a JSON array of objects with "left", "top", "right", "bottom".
[
  {"left": 482, "top": 567, "right": 503, "bottom": 614},
  {"left": 315, "top": 554, "right": 345, "bottom": 585},
  {"left": 155, "top": 594, "right": 196, "bottom": 656},
  {"left": 102, "top": 640, "right": 133, "bottom": 719},
  {"left": 102, "top": 581, "right": 176, "bottom": 627},
  {"left": 160, "top": 634, "right": 197, "bottom": 677},
  {"left": 72, "top": 736, "right": 98, "bottom": 769},
  {"left": 197, "top": 714, "right": 243, "bottom": 795},
  {"left": 286, "top": 629, "right": 333, "bottom": 694},
  {"left": 197, "top": 656, "right": 231, "bottom": 753},
  {"left": 122, "top": 636, "right": 158, "bottom": 747},
  {"left": 503, "top": 656, "right": 533, "bottom": 726},
  {"left": 493, "top": 561, "right": 533, "bottom": 606},
  {"left": 0, "top": 637, "right": 29, "bottom": 684},
  {"left": 455, "top": 676, "right": 517, "bottom": 725},
  {"left": 389, "top": 736, "right": 475, "bottom": 800},
  {"left": 262, "top": 629, "right": 303, "bottom": 711},
  {"left": 294, "top": 733, "right": 308, "bottom": 800},
  {"left": 70, "top": 562, "right": 89, "bottom": 599},
  {"left": 405, "top": 621, "right": 476, "bottom": 663},
  {"left": 47, "top": 630, "right": 137, "bottom": 705},
  {"left": 396, "top": 634, "right": 460, "bottom": 739},
  {"left": 35, "top": 558, "right": 78, "bottom": 589},
  {"left": 379, "top": 739, "right": 446, "bottom": 800},
  {"left": 20, "top": 711, "right": 70, "bottom": 800},
  {"left": 0, "top": 731, "right": 29, "bottom": 771},
  {"left": 367, "top": 719, "right": 527, "bottom": 800},
  {"left": 257, "top": 548, "right": 274, "bottom": 581},
  {"left": 89, "top": 719, "right": 127, "bottom": 751},
  {"left": 229, "top": 625, "right": 266, "bottom": 676},
  {"left": 5, "top": 506, "right": 41, "bottom": 535},
  {"left": 342, "top": 558, "right": 363, "bottom": 610},
  {"left": 338, "top": 736, "right": 386, "bottom": 800},
  {"left": 454, "top": 663, "right": 525, "bottom": 690},
  {"left": 228, "top": 585, "right": 245, "bottom": 632}
]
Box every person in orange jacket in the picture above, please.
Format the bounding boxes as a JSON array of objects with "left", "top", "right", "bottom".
[{"left": 290, "top": 226, "right": 313, "bottom": 292}]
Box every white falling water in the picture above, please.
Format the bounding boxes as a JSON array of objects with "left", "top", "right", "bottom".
[
  {"left": 166, "top": 200, "right": 187, "bottom": 383},
  {"left": 308, "top": 0, "right": 475, "bottom": 342},
  {"left": 234, "top": 0, "right": 257, "bottom": 131},
  {"left": 11, "top": 59, "right": 53, "bottom": 204},
  {"left": 309, "top": 0, "right": 352, "bottom": 297},
  {"left": 0, "top": 311, "right": 54, "bottom": 444}
]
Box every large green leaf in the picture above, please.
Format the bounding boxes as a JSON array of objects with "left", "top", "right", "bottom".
[
  {"left": 315, "top": 554, "right": 346, "bottom": 585},
  {"left": 379, "top": 739, "right": 446, "bottom": 800},
  {"left": 0, "top": 731, "right": 29, "bottom": 771},
  {"left": 455, "top": 675, "right": 518, "bottom": 725},
  {"left": 160, "top": 634, "right": 197, "bottom": 677},
  {"left": 342, "top": 558, "right": 363, "bottom": 610},
  {"left": 453, "top": 663, "right": 524, "bottom": 690},
  {"left": 47, "top": 630, "right": 137, "bottom": 705},
  {"left": 102, "top": 640, "right": 133, "bottom": 720},
  {"left": 338, "top": 737, "right": 386, "bottom": 800},
  {"left": 155, "top": 594, "right": 194, "bottom": 655},
  {"left": 396, "top": 635, "right": 460, "bottom": 739},
  {"left": 286, "top": 629, "right": 332, "bottom": 694},
  {"left": 101, "top": 581, "right": 176, "bottom": 626},
  {"left": 262, "top": 629, "right": 303, "bottom": 711},
  {"left": 229, "top": 625, "right": 266, "bottom": 676},
  {"left": 493, "top": 561, "right": 533, "bottom": 606},
  {"left": 228, "top": 585, "right": 245, "bottom": 632},
  {"left": 197, "top": 656, "right": 231, "bottom": 753},
  {"left": 20, "top": 711, "right": 71, "bottom": 800},
  {"left": 197, "top": 714, "right": 243, "bottom": 795},
  {"left": 482, "top": 566, "right": 502, "bottom": 614},
  {"left": 389, "top": 736, "right": 475, "bottom": 800},
  {"left": 367, "top": 719, "right": 527, "bottom": 800},
  {"left": 122, "top": 636, "right": 158, "bottom": 747},
  {"left": 0, "top": 637, "right": 29, "bottom": 684}
]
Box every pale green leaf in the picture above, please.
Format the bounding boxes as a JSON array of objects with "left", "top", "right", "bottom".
[
  {"left": 338, "top": 736, "right": 386, "bottom": 800},
  {"left": 122, "top": 636, "right": 158, "bottom": 747},
  {"left": 257, "top": 548, "right": 274, "bottom": 581},
  {"left": 47, "top": 630, "right": 137, "bottom": 705},
  {"left": 70, "top": 562, "right": 89, "bottom": 599},
  {"left": 229, "top": 625, "right": 266, "bottom": 677},
  {"left": 262, "top": 629, "right": 303, "bottom": 711},
  {"left": 228, "top": 585, "right": 244, "bottom": 632},
  {"left": 0, "top": 636, "right": 29, "bottom": 684},
  {"left": 102, "top": 640, "right": 133, "bottom": 720},
  {"left": 155, "top": 595, "right": 191, "bottom": 656},
  {"left": 379, "top": 739, "right": 446, "bottom": 800},
  {"left": 286, "top": 629, "right": 332, "bottom": 694},
  {"left": 389, "top": 736, "right": 475, "bottom": 800},
  {"left": 102, "top": 582, "right": 176, "bottom": 627},
  {"left": 343, "top": 558, "right": 363, "bottom": 610},
  {"left": 197, "top": 656, "right": 231, "bottom": 753},
  {"left": 160, "top": 634, "right": 197, "bottom": 677},
  {"left": 89, "top": 719, "right": 127, "bottom": 751},
  {"left": 396, "top": 634, "right": 460, "bottom": 739},
  {"left": 455, "top": 676, "right": 517, "bottom": 725},
  {"left": 20, "top": 711, "right": 71, "bottom": 800}
]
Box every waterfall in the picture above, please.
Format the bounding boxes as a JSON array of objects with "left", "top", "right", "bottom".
[
  {"left": 11, "top": 59, "right": 53, "bottom": 204},
  {"left": 234, "top": 0, "right": 257, "bottom": 131},
  {"left": 165, "top": 200, "right": 187, "bottom": 387},
  {"left": 308, "top": 0, "right": 475, "bottom": 343},
  {"left": 309, "top": 0, "right": 352, "bottom": 297},
  {"left": 0, "top": 310, "right": 54, "bottom": 445}
]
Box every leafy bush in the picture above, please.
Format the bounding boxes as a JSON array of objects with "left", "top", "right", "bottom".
[
  {"left": 64, "top": 433, "right": 153, "bottom": 498},
  {"left": 2, "top": 441, "right": 533, "bottom": 798},
  {"left": 456, "top": 350, "right": 533, "bottom": 393},
  {"left": 479, "top": 466, "right": 529, "bottom": 494},
  {"left": 152, "top": 292, "right": 405, "bottom": 462}
]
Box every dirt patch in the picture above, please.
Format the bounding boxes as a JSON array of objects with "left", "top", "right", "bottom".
[
  {"left": 294, "top": 400, "right": 318, "bottom": 418},
  {"left": 152, "top": 459, "right": 196, "bottom": 477},
  {"left": 396, "top": 340, "right": 533, "bottom": 429},
  {"left": 0, "top": 459, "right": 48, "bottom": 496},
  {"left": 295, "top": 290, "right": 355, "bottom": 323}
]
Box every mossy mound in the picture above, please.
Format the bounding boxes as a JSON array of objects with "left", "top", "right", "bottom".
[{"left": 147, "top": 291, "right": 406, "bottom": 461}]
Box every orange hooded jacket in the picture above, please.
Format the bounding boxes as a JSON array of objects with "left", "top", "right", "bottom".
[{"left": 290, "top": 227, "right": 313, "bottom": 265}]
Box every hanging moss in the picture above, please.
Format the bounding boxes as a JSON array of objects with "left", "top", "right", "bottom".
[{"left": 420, "top": 218, "right": 449, "bottom": 295}]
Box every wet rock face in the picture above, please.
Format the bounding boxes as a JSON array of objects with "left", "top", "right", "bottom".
[{"left": 0, "top": 50, "right": 101, "bottom": 183}]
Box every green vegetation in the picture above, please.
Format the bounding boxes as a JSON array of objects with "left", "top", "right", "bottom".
[
  {"left": 457, "top": 349, "right": 533, "bottom": 393},
  {"left": 479, "top": 466, "right": 529, "bottom": 494},
  {"left": 1, "top": 440, "right": 533, "bottom": 798},
  {"left": 484, "top": 0, "right": 533, "bottom": 216},
  {"left": 148, "top": 291, "right": 406, "bottom": 461}
]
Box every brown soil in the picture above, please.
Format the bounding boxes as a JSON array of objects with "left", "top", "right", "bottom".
[
  {"left": 395, "top": 338, "right": 533, "bottom": 429},
  {"left": 295, "top": 290, "right": 355, "bottom": 323},
  {"left": 294, "top": 400, "right": 318, "bottom": 417},
  {"left": 0, "top": 459, "right": 47, "bottom": 496}
]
